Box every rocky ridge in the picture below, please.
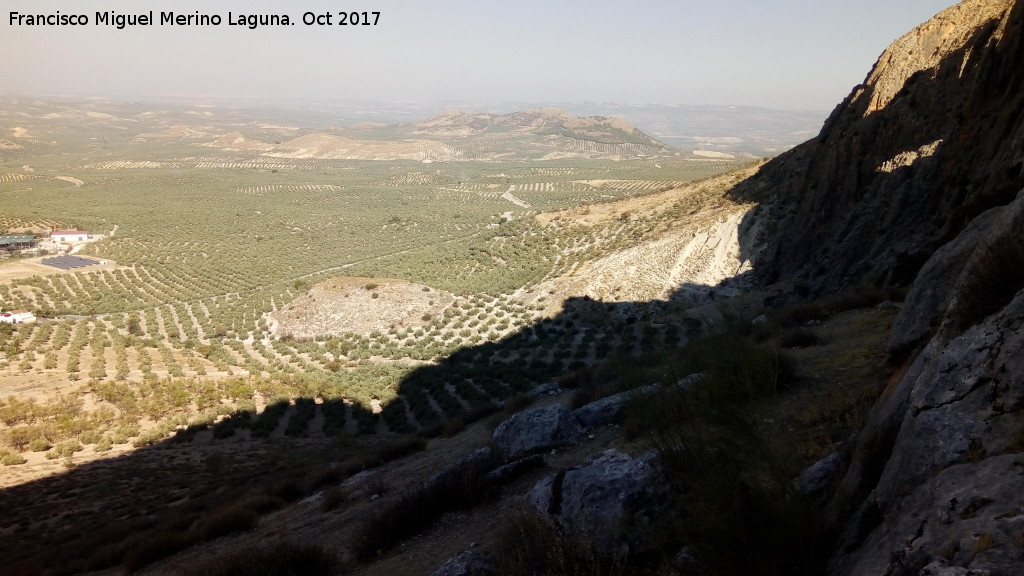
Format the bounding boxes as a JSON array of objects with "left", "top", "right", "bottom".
[
  {"left": 735, "top": 0, "right": 1024, "bottom": 296},
  {"left": 204, "top": 107, "right": 674, "bottom": 162},
  {"left": 726, "top": 1, "right": 1024, "bottom": 574}
]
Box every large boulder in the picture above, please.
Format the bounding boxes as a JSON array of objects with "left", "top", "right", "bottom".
[
  {"left": 426, "top": 447, "right": 500, "bottom": 490},
  {"left": 572, "top": 390, "right": 638, "bottom": 429},
  {"left": 528, "top": 382, "right": 563, "bottom": 398},
  {"left": 491, "top": 404, "right": 582, "bottom": 460},
  {"left": 793, "top": 452, "right": 842, "bottom": 496},
  {"left": 572, "top": 384, "right": 658, "bottom": 428},
  {"left": 573, "top": 375, "right": 703, "bottom": 429},
  {"left": 430, "top": 550, "right": 496, "bottom": 576},
  {"left": 528, "top": 449, "right": 669, "bottom": 557}
]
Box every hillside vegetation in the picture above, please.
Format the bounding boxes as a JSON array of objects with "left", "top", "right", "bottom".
[{"left": 0, "top": 98, "right": 751, "bottom": 489}]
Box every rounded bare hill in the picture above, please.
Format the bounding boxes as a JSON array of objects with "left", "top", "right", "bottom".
[
  {"left": 410, "top": 107, "right": 667, "bottom": 148},
  {"left": 268, "top": 277, "right": 454, "bottom": 338}
]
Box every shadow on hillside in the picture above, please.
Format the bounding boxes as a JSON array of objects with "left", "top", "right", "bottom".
[
  {"left": 1, "top": 193, "right": 779, "bottom": 576},
  {"left": 0, "top": 265, "right": 771, "bottom": 575}
]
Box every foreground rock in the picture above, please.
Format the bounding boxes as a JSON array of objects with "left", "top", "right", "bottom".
[
  {"left": 573, "top": 375, "right": 703, "bottom": 429},
  {"left": 528, "top": 449, "right": 669, "bottom": 557},
  {"left": 431, "top": 550, "right": 497, "bottom": 576},
  {"left": 427, "top": 447, "right": 501, "bottom": 490},
  {"left": 572, "top": 384, "right": 657, "bottom": 428},
  {"left": 491, "top": 404, "right": 582, "bottom": 460},
  {"left": 794, "top": 452, "right": 842, "bottom": 496}
]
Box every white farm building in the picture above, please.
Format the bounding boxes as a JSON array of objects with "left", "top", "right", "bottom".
[
  {"left": 51, "top": 229, "right": 89, "bottom": 243},
  {"left": 0, "top": 311, "right": 36, "bottom": 324}
]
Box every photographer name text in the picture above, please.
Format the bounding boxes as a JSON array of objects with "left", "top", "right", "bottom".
[{"left": 9, "top": 10, "right": 380, "bottom": 30}]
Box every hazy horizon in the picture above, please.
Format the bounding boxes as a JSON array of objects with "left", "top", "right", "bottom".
[{"left": 3, "top": 0, "right": 956, "bottom": 111}]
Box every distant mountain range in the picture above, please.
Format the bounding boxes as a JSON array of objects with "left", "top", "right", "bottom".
[
  {"left": 1, "top": 95, "right": 820, "bottom": 161},
  {"left": 198, "top": 107, "right": 672, "bottom": 162},
  {"left": 251, "top": 99, "right": 829, "bottom": 157}
]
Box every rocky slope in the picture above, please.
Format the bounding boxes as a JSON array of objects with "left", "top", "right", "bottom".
[
  {"left": 735, "top": 0, "right": 1024, "bottom": 298},
  {"left": 729, "top": 1, "right": 1024, "bottom": 574},
  {"left": 828, "top": 194, "right": 1024, "bottom": 576}
]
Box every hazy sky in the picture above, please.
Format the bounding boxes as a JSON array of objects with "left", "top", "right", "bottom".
[{"left": 4, "top": 0, "right": 956, "bottom": 110}]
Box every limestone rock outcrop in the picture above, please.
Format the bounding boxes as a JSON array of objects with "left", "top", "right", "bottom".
[
  {"left": 824, "top": 180, "right": 1024, "bottom": 575},
  {"left": 829, "top": 288, "right": 1024, "bottom": 575},
  {"left": 430, "top": 550, "right": 497, "bottom": 576},
  {"left": 718, "top": 2, "right": 1024, "bottom": 574},
  {"left": 735, "top": 0, "right": 1024, "bottom": 295},
  {"left": 888, "top": 191, "right": 1024, "bottom": 356},
  {"left": 491, "top": 404, "right": 582, "bottom": 460},
  {"left": 528, "top": 449, "right": 669, "bottom": 558},
  {"left": 572, "top": 384, "right": 657, "bottom": 428}
]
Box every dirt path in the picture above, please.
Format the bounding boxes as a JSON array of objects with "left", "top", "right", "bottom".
[
  {"left": 54, "top": 176, "right": 84, "bottom": 187},
  {"left": 501, "top": 186, "right": 532, "bottom": 209},
  {"left": 182, "top": 302, "right": 207, "bottom": 341},
  {"left": 166, "top": 305, "right": 190, "bottom": 340},
  {"left": 153, "top": 307, "right": 171, "bottom": 340}
]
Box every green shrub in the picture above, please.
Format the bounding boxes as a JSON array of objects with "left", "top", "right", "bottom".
[
  {"left": 29, "top": 437, "right": 52, "bottom": 452},
  {"left": 54, "top": 440, "right": 83, "bottom": 458},
  {"left": 112, "top": 423, "right": 139, "bottom": 444},
  {"left": 1, "top": 452, "right": 27, "bottom": 466},
  {"left": 79, "top": 429, "right": 103, "bottom": 445},
  {"left": 5, "top": 426, "right": 33, "bottom": 451},
  {"left": 132, "top": 426, "right": 169, "bottom": 448},
  {"left": 95, "top": 436, "right": 113, "bottom": 452}
]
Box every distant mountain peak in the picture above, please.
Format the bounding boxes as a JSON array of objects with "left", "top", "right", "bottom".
[{"left": 409, "top": 108, "right": 666, "bottom": 151}]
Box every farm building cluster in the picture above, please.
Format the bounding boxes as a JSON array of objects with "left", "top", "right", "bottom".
[{"left": 0, "top": 229, "right": 92, "bottom": 257}]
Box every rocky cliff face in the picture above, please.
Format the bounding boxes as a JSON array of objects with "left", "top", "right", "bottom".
[
  {"left": 828, "top": 193, "right": 1024, "bottom": 575},
  {"left": 737, "top": 0, "right": 1024, "bottom": 297},
  {"left": 733, "top": 1, "right": 1024, "bottom": 574}
]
